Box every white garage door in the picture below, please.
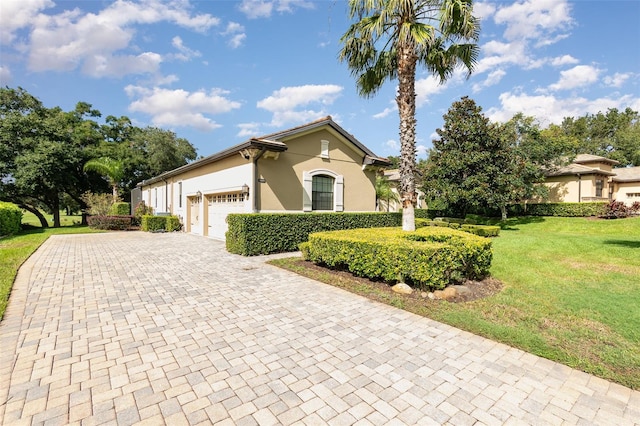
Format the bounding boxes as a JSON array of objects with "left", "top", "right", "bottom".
[{"left": 207, "top": 192, "right": 247, "bottom": 240}]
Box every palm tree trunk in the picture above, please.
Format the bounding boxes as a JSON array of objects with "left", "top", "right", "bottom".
[{"left": 397, "top": 40, "right": 418, "bottom": 231}]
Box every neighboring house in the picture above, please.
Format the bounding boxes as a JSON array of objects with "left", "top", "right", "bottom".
[
  {"left": 611, "top": 166, "right": 640, "bottom": 206},
  {"left": 138, "top": 116, "right": 390, "bottom": 239},
  {"left": 377, "top": 169, "right": 427, "bottom": 212},
  {"left": 542, "top": 154, "right": 640, "bottom": 205}
]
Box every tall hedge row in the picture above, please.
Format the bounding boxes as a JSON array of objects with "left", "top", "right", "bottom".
[
  {"left": 226, "top": 212, "right": 402, "bottom": 256},
  {"left": 0, "top": 202, "right": 22, "bottom": 236}
]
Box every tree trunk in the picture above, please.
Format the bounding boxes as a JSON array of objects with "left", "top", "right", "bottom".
[
  {"left": 112, "top": 184, "right": 119, "bottom": 203},
  {"left": 397, "top": 38, "right": 418, "bottom": 231},
  {"left": 20, "top": 204, "right": 49, "bottom": 228},
  {"left": 501, "top": 205, "right": 507, "bottom": 221},
  {"left": 52, "top": 196, "right": 61, "bottom": 227}
]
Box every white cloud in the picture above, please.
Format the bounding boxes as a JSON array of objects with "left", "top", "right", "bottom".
[
  {"left": 373, "top": 107, "right": 395, "bottom": 119},
  {"left": 415, "top": 74, "right": 459, "bottom": 107},
  {"left": 0, "top": 66, "right": 11, "bottom": 84},
  {"left": 222, "top": 22, "right": 246, "bottom": 48},
  {"left": 604, "top": 72, "right": 633, "bottom": 88},
  {"left": 385, "top": 139, "right": 399, "bottom": 151},
  {"left": 486, "top": 91, "right": 640, "bottom": 127},
  {"left": 170, "top": 36, "right": 201, "bottom": 61},
  {"left": 23, "top": 1, "right": 219, "bottom": 77},
  {"left": 473, "top": 2, "right": 496, "bottom": 20},
  {"left": 548, "top": 65, "right": 601, "bottom": 91},
  {"left": 551, "top": 55, "right": 579, "bottom": 67},
  {"left": 238, "top": 0, "right": 314, "bottom": 19},
  {"left": 257, "top": 84, "right": 342, "bottom": 126},
  {"left": 493, "top": 0, "right": 573, "bottom": 44},
  {"left": 126, "top": 86, "right": 241, "bottom": 131},
  {"left": 473, "top": 69, "right": 506, "bottom": 93},
  {"left": 0, "top": 0, "right": 54, "bottom": 44},
  {"left": 83, "top": 52, "right": 163, "bottom": 78},
  {"left": 237, "top": 122, "right": 262, "bottom": 138}
]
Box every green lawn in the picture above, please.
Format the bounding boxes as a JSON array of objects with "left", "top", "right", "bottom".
[
  {"left": 271, "top": 216, "right": 640, "bottom": 389},
  {"left": 20, "top": 210, "right": 83, "bottom": 227},
  {"left": 0, "top": 214, "right": 100, "bottom": 321}
]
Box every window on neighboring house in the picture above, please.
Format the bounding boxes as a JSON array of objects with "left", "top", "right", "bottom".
[
  {"left": 312, "top": 175, "right": 334, "bottom": 210},
  {"left": 595, "top": 179, "right": 603, "bottom": 197},
  {"left": 154, "top": 188, "right": 158, "bottom": 208},
  {"left": 178, "top": 182, "right": 182, "bottom": 208}
]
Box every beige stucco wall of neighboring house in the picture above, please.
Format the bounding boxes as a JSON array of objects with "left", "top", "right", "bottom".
[
  {"left": 258, "top": 128, "right": 377, "bottom": 212},
  {"left": 578, "top": 161, "right": 614, "bottom": 173},
  {"left": 612, "top": 181, "right": 640, "bottom": 206},
  {"left": 542, "top": 174, "right": 612, "bottom": 203}
]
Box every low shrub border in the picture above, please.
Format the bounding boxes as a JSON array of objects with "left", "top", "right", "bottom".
[
  {"left": 141, "top": 215, "right": 182, "bottom": 232},
  {"left": 87, "top": 215, "right": 134, "bottom": 230},
  {"left": 300, "top": 226, "right": 492, "bottom": 290},
  {"left": 416, "top": 218, "right": 500, "bottom": 237},
  {"left": 0, "top": 202, "right": 22, "bottom": 236}
]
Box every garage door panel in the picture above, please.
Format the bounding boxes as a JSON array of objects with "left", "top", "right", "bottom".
[{"left": 207, "top": 192, "right": 246, "bottom": 240}]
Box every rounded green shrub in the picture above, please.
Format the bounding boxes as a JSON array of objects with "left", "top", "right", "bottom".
[{"left": 0, "top": 202, "right": 23, "bottom": 236}]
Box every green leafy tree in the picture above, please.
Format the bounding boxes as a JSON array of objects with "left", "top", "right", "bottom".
[
  {"left": 339, "top": 0, "right": 479, "bottom": 231},
  {"left": 556, "top": 108, "right": 639, "bottom": 166},
  {"left": 423, "top": 96, "right": 499, "bottom": 217}
]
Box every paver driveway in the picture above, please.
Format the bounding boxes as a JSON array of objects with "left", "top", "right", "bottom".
[{"left": 1, "top": 232, "right": 638, "bottom": 425}]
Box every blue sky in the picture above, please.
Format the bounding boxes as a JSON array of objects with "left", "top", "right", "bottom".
[{"left": 1, "top": 0, "right": 639, "bottom": 160}]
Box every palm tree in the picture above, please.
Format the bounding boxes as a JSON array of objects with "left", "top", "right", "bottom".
[
  {"left": 339, "top": 0, "right": 479, "bottom": 230},
  {"left": 375, "top": 174, "right": 400, "bottom": 211},
  {"left": 83, "top": 157, "right": 125, "bottom": 202}
]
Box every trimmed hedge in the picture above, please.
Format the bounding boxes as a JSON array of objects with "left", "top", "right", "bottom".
[
  {"left": 108, "top": 202, "right": 131, "bottom": 216},
  {"left": 522, "top": 202, "right": 608, "bottom": 217},
  {"left": 141, "top": 215, "right": 182, "bottom": 232},
  {"left": 300, "top": 227, "right": 492, "bottom": 290},
  {"left": 416, "top": 218, "right": 500, "bottom": 237},
  {"left": 87, "top": 215, "right": 133, "bottom": 230},
  {"left": 0, "top": 202, "right": 22, "bottom": 236},
  {"left": 226, "top": 212, "right": 403, "bottom": 256}
]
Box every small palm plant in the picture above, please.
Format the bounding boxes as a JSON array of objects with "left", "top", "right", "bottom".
[{"left": 83, "top": 157, "right": 125, "bottom": 202}]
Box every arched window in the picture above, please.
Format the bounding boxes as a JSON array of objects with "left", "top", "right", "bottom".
[
  {"left": 312, "top": 175, "right": 334, "bottom": 210},
  {"left": 303, "top": 170, "right": 344, "bottom": 212}
]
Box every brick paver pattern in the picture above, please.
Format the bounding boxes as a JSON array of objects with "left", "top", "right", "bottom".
[{"left": 1, "top": 233, "right": 638, "bottom": 425}]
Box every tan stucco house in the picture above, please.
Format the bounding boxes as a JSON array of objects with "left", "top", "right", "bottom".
[
  {"left": 542, "top": 154, "right": 640, "bottom": 205},
  {"left": 138, "top": 116, "right": 390, "bottom": 239},
  {"left": 377, "top": 169, "right": 427, "bottom": 212}
]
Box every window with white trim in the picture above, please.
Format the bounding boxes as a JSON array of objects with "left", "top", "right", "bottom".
[
  {"left": 312, "top": 175, "right": 334, "bottom": 210},
  {"left": 302, "top": 170, "right": 344, "bottom": 212}
]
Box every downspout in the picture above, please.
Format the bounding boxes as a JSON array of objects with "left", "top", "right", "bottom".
[
  {"left": 163, "top": 179, "right": 169, "bottom": 212},
  {"left": 252, "top": 148, "right": 267, "bottom": 213},
  {"left": 577, "top": 174, "right": 582, "bottom": 203}
]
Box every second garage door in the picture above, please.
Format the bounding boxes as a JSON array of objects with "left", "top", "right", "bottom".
[{"left": 206, "top": 192, "right": 247, "bottom": 240}]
